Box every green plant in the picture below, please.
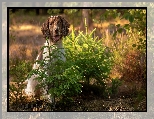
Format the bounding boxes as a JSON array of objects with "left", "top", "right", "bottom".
[
  {"left": 63, "top": 24, "right": 114, "bottom": 97},
  {"left": 103, "top": 9, "right": 146, "bottom": 52},
  {"left": 28, "top": 39, "right": 83, "bottom": 108},
  {"left": 9, "top": 60, "right": 32, "bottom": 110},
  {"left": 107, "top": 78, "right": 122, "bottom": 97},
  {"left": 102, "top": 9, "right": 146, "bottom": 87}
]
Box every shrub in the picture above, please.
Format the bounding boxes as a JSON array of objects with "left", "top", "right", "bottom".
[
  {"left": 63, "top": 26, "right": 114, "bottom": 97},
  {"left": 9, "top": 60, "right": 32, "bottom": 110},
  {"left": 107, "top": 78, "right": 122, "bottom": 97},
  {"left": 29, "top": 40, "right": 83, "bottom": 107},
  {"left": 121, "top": 50, "right": 146, "bottom": 83}
]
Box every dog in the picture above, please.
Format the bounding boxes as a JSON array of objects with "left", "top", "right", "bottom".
[{"left": 25, "top": 15, "right": 70, "bottom": 98}]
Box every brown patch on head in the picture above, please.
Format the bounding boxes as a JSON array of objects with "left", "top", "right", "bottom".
[{"left": 41, "top": 15, "right": 70, "bottom": 43}]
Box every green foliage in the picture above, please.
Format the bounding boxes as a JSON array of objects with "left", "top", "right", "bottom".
[
  {"left": 48, "top": 65, "right": 82, "bottom": 97},
  {"left": 47, "top": 9, "right": 63, "bottom": 15},
  {"left": 47, "top": 9, "right": 79, "bottom": 16},
  {"left": 9, "top": 60, "right": 32, "bottom": 80},
  {"left": 64, "top": 9, "right": 78, "bottom": 15},
  {"left": 123, "top": 9, "right": 146, "bottom": 36},
  {"left": 107, "top": 78, "right": 122, "bottom": 96},
  {"left": 64, "top": 27, "right": 113, "bottom": 86},
  {"left": 9, "top": 60, "right": 32, "bottom": 109},
  {"left": 29, "top": 39, "right": 83, "bottom": 105},
  {"left": 103, "top": 9, "right": 146, "bottom": 52},
  {"left": 100, "top": 9, "right": 146, "bottom": 94}
]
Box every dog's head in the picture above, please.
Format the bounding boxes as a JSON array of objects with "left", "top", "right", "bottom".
[{"left": 41, "top": 15, "right": 70, "bottom": 43}]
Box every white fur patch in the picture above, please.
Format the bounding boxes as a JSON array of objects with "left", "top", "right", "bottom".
[{"left": 25, "top": 40, "right": 65, "bottom": 99}]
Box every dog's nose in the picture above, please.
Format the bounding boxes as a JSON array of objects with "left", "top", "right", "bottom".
[{"left": 55, "top": 28, "right": 58, "bottom": 33}]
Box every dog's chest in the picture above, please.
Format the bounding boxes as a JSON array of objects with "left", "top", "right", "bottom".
[{"left": 36, "top": 40, "right": 66, "bottom": 63}]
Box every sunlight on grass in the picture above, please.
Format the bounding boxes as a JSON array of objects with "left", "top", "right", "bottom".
[
  {"left": 9, "top": 25, "right": 41, "bottom": 33},
  {"left": 93, "top": 19, "right": 129, "bottom": 28},
  {"left": 9, "top": 44, "right": 40, "bottom": 61}
]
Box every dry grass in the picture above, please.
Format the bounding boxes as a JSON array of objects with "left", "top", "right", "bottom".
[
  {"left": 93, "top": 18, "right": 129, "bottom": 28},
  {"left": 9, "top": 24, "right": 44, "bottom": 62}
]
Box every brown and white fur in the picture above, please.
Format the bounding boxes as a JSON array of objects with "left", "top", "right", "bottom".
[{"left": 25, "top": 15, "right": 70, "bottom": 98}]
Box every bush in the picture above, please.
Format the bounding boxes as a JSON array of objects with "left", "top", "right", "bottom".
[
  {"left": 121, "top": 50, "right": 146, "bottom": 83},
  {"left": 63, "top": 26, "right": 114, "bottom": 97},
  {"left": 29, "top": 40, "right": 83, "bottom": 106},
  {"left": 9, "top": 60, "right": 32, "bottom": 110}
]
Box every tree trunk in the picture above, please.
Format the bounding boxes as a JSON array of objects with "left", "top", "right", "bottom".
[
  {"left": 80, "top": 3, "right": 93, "bottom": 32},
  {"left": 80, "top": 9, "right": 92, "bottom": 32}
]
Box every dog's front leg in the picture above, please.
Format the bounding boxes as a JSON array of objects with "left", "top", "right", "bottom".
[{"left": 25, "top": 62, "right": 40, "bottom": 97}]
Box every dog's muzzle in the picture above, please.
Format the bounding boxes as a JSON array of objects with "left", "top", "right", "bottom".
[
  {"left": 51, "top": 27, "right": 62, "bottom": 43},
  {"left": 52, "top": 35, "right": 62, "bottom": 43}
]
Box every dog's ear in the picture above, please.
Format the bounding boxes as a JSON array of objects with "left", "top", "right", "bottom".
[
  {"left": 59, "top": 16, "right": 70, "bottom": 36},
  {"left": 41, "top": 17, "right": 50, "bottom": 39}
]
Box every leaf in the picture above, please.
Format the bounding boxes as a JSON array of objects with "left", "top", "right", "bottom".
[
  {"left": 124, "top": 24, "right": 130, "bottom": 28},
  {"left": 123, "top": 13, "right": 130, "bottom": 20},
  {"left": 116, "top": 24, "right": 120, "bottom": 28},
  {"left": 89, "top": 28, "right": 96, "bottom": 37},
  {"left": 129, "top": 15, "right": 134, "bottom": 23},
  {"left": 117, "top": 28, "right": 123, "bottom": 33}
]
